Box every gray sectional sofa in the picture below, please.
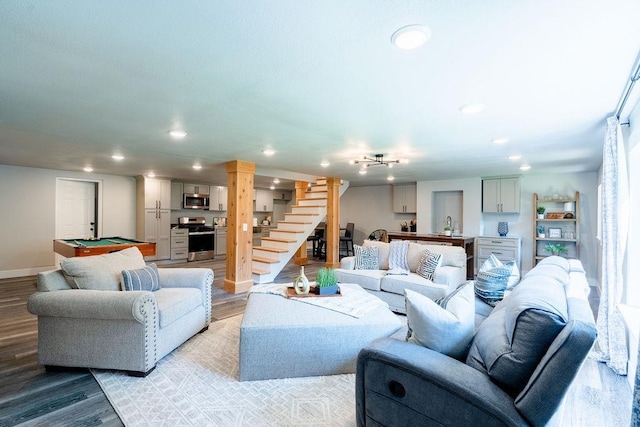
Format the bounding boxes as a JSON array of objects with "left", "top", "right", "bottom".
[
  {"left": 356, "top": 256, "right": 596, "bottom": 426},
  {"left": 28, "top": 247, "right": 213, "bottom": 376},
  {"left": 336, "top": 240, "right": 467, "bottom": 313}
]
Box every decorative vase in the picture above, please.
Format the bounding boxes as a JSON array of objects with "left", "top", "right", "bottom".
[
  {"left": 293, "top": 266, "right": 310, "bottom": 295},
  {"left": 537, "top": 214, "right": 544, "bottom": 219},
  {"left": 498, "top": 222, "right": 509, "bottom": 237}
]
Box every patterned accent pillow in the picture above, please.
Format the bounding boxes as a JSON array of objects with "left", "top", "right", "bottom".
[
  {"left": 122, "top": 263, "right": 160, "bottom": 291},
  {"left": 474, "top": 266, "right": 511, "bottom": 306},
  {"left": 481, "top": 254, "right": 520, "bottom": 288},
  {"left": 388, "top": 240, "right": 410, "bottom": 273},
  {"left": 416, "top": 248, "right": 442, "bottom": 280},
  {"left": 354, "top": 244, "right": 379, "bottom": 270}
]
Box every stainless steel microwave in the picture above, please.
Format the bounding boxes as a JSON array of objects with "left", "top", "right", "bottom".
[{"left": 183, "top": 193, "right": 210, "bottom": 210}]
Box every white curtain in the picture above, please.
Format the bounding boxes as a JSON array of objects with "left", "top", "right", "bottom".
[{"left": 593, "top": 116, "right": 629, "bottom": 375}]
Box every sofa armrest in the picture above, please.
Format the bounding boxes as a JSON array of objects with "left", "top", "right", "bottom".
[
  {"left": 158, "top": 268, "right": 213, "bottom": 324},
  {"left": 339, "top": 256, "right": 356, "bottom": 270},
  {"left": 356, "top": 338, "right": 527, "bottom": 427},
  {"left": 27, "top": 289, "right": 156, "bottom": 323}
]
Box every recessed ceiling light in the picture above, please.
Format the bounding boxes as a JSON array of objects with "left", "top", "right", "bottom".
[
  {"left": 458, "top": 103, "right": 485, "bottom": 114},
  {"left": 83, "top": 166, "right": 93, "bottom": 172},
  {"left": 273, "top": 178, "right": 280, "bottom": 184},
  {"left": 320, "top": 161, "right": 330, "bottom": 168},
  {"left": 112, "top": 154, "right": 124, "bottom": 161},
  {"left": 492, "top": 138, "right": 509, "bottom": 144},
  {"left": 358, "top": 169, "right": 367, "bottom": 175},
  {"left": 387, "top": 176, "right": 395, "bottom": 181},
  {"left": 270, "top": 185, "right": 275, "bottom": 190},
  {"left": 147, "top": 172, "right": 155, "bottom": 178},
  {"left": 262, "top": 149, "right": 276, "bottom": 156},
  {"left": 520, "top": 164, "right": 531, "bottom": 171},
  {"left": 168, "top": 129, "right": 187, "bottom": 139},
  {"left": 391, "top": 25, "right": 431, "bottom": 50},
  {"left": 192, "top": 164, "right": 202, "bottom": 170},
  {"left": 508, "top": 155, "right": 522, "bottom": 161}
]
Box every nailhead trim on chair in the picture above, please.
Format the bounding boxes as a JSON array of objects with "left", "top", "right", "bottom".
[
  {"left": 137, "top": 294, "right": 158, "bottom": 373},
  {"left": 203, "top": 269, "right": 213, "bottom": 324}
]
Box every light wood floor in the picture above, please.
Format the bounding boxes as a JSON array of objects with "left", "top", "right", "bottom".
[{"left": 0, "top": 255, "right": 632, "bottom": 426}]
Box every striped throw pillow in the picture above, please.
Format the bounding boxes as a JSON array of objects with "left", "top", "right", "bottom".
[
  {"left": 474, "top": 266, "right": 511, "bottom": 306},
  {"left": 416, "top": 248, "right": 442, "bottom": 280},
  {"left": 354, "top": 245, "right": 379, "bottom": 270},
  {"left": 122, "top": 263, "right": 160, "bottom": 291}
]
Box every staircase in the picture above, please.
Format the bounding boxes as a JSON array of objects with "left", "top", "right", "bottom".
[{"left": 251, "top": 178, "right": 349, "bottom": 284}]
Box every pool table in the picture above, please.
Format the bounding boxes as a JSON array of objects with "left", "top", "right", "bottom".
[{"left": 53, "top": 237, "right": 156, "bottom": 258}]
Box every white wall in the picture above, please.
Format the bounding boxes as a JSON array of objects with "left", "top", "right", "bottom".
[{"left": 0, "top": 165, "right": 136, "bottom": 278}]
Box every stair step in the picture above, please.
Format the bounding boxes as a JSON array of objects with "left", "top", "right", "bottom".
[
  {"left": 284, "top": 213, "right": 316, "bottom": 217},
  {"left": 252, "top": 268, "right": 270, "bottom": 275},
  {"left": 261, "top": 237, "right": 297, "bottom": 244},
  {"left": 253, "top": 246, "right": 288, "bottom": 253},
  {"left": 253, "top": 256, "right": 279, "bottom": 264},
  {"left": 270, "top": 229, "right": 304, "bottom": 234},
  {"left": 278, "top": 220, "right": 313, "bottom": 225}
]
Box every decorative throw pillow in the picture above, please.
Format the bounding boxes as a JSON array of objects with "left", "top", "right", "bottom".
[
  {"left": 354, "top": 244, "right": 379, "bottom": 270},
  {"left": 60, "top": 246, "right": 146, "bottom": 291},
  {"left": 122, "top": 263, "right": 160, "bottom": 291},
  {"left": 416, "top": 248, "right": 442, "bottom": 280},
  {"left": 405, "top": 282, "right": 475, "bottom": 359},
  {"left": 481, "top": 254, "right": 520, "bottom": 288},
  {"left": 388, "top": 240, "right": 410, "bottom": 274},
  {"left": 475, "top": 266, "right": 511, "bottom": 306}
]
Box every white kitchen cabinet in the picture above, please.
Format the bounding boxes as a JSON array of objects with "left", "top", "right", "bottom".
[
  {"left": 475, "top": 236, "right": 522, "bottom": 274},
  {"left": 210, "top": 186, "right": 228, "bottom": 211},
  {"left": 136, "top": 177, "right": 172, "bottom": 260},
  {"left": 170, "top": 228, "right": 188, "bottom": 260},
  {"left": 482, "top": 177, "right": 520, "bottom": 213},
  {"left": 143, "top": 209, "right": 171, "bottom": 260},
  {"left": 170, "top": 182, "right": 183, "bottom": 210},
  {"left": 215, "top": 228, "right": 227, "bottom": 256},
  {"left": 255, "top": 189, "right": 274, "bottom": 212},
  {"left": 393, "top": 184, "right": 416, "bottom": 213},
  {"left": 183, "top": 183, "right": 210, "bottom": 195},
  {"left": 142, "top": 178, "right": 172, "bottom": 210}
]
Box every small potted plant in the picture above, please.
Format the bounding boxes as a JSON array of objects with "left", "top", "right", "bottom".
[
  {"left": 537, "top": 206, "right": 546, "bottom": 219},
  {"left": 315, "top": 267, "right": 339, "bottom": 295},
  {"left": 410, "top": 219, "right": 417, "bottom": 232},
  {"left": 400, "top": 221, "right": 408, "bottom": 232},
  {"left": 537, "top": 225, "right": 545, "bottom": 238},
  {"left": 545, "top": 243, "right": 568, "bottom": 256},
  {"left": 443, "top": 226, "right": 452, "bottom": 236}
]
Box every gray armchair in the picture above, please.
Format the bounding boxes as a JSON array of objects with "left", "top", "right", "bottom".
[{"left": 28, "top": 267, "right": 213, "bottom": 376}]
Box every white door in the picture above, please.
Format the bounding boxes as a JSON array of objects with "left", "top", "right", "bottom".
[{"left": 56, "top": 179, "right": 97, "bottom": 239}]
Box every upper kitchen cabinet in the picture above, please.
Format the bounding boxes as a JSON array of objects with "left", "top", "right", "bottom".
[
  {"left": 482, "top": 177, "right": 520, "bottom": 213},
  {"left": 170, "top": 182, "right": 183, "bottom": 210},
  {"left": 210, "top": 186, "right": 228, "bottom": 211},
  {"left": 140, "top": 177, "right": 172, "bottom": 210},
  {"left": 255, "top": 189, "right": 274, "bottom": 212},
  {"left": 183, "top": 183, "right": 210, "bottom": 195},
  {"left": 393, "top": 184, "right": 417, "bottom": 213}
]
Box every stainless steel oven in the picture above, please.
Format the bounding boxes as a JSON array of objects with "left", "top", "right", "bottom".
[{"left": 178, "top": 217, "right": 215, "bottom": 261}]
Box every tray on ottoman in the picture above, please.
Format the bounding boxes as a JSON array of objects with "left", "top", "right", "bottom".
[{"left": 239, "top": 283, "right": 401, "bottom": 381}]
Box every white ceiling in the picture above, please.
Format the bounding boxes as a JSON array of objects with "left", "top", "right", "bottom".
[{"left": 1, "top": 1, "right": 639, "bottom": 189}]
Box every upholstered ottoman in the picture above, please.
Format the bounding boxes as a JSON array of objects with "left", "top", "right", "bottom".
[{"left": 239, "top": 283, "right": 401, "bottom": 381}]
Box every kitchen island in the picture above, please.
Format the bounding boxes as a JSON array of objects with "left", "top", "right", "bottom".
[{"left": 387, "top": 232, "right": 475, "bottom": 279}]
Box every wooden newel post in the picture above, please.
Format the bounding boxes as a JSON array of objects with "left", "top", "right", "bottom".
[
  {"left": 325, "top": 177, "right": 341, "bottom": 268},
  {"left": 294, "top": 181, "right": 309, "bottom": 266}
]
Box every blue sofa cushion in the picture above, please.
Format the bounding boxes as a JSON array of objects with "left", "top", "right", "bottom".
[{"left": 466, "top": 277, "right": 568, "bottom": 396}]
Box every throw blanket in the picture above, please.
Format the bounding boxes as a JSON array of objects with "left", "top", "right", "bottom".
[{"left": 250, "top": 283, "right": 388, "bottom": 318}]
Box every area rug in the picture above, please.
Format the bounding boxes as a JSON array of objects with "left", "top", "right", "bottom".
[{"left": 91, "top": 315, "right": 356, "bottom": 426}]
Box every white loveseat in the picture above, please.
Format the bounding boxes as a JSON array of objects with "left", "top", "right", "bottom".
[{"left": 335, "top": 240, "right": 467, "bottom": 313}]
